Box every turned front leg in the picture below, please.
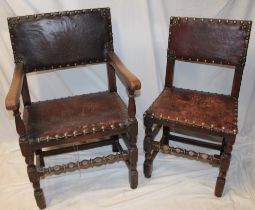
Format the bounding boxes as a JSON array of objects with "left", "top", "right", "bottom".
[
  {"left": 143, "top": 116, "right": 153, "bottom": 178},
  {"left": 127, "top": 91, "right": 138, "bottom": 189},
  {"left": 215, "top": 135, "right": 235, "bottom": 197}
]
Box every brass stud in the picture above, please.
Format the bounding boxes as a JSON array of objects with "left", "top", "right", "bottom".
[
  {"left": 92, "top": 127, "right": 96, "bottom": 133},
  {"left": 233, "top": 20, "right": 237, "bottom": 24},
  {"left": 101, "top": 126, "right": 105, "bottom": 131},
  {"left": 55, "top": 134, "right": 59, "bottom": 139},
  {"left": 176, "top": 117, "right": 179, "bottom": 120},
  {"left": 218, "top": 19, "right": 221, "bottom": 23},
  {"left": 233, "top": 129, "right": 237, "bottom": 134},
  {"left": 119, "top": 123, "right": 123, "bottom": 127},
  {"left": 73, "top": 130, "right": 77, "bottom": 136},
  {"left": 185, "top": 17, "right": 188, "bottom": 21},
  {"left": 241, "top": 21, "right": 243, "bottom": 24},
  {"left": 201, "top": 18, "right": 204, "bottom": 22},
  {"left": 212, "top": 60, "right": 215, "bottom": 63},
  {"left": 211, "top": 124, "right": 214, "bottom": 128},
  {"left": 64, "top": 132, "right": 68, "bottom": 137},
  {"left": 222, "top": 126, "right": 225, "bottom": 130},
  {"left": 192, "top": 121, "right": 195, "bottom": 124},
  {"left": 160, "top": 114, "right": 163, "bottom": 118},
  {"left": 201, "top": 122, "right": 204, "bottom": 126},
  {"left": 111, "top": 124, "right": 115, "bottom": 129},
  {"left": 46, "top": 136, "right": 50, "bottom": 141}
]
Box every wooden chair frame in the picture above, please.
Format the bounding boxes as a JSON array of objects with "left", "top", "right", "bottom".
[
  {"left": 143, "top": 17, "right": 252, "bottom": 197},
  {"left": 5, "top": 8, "right": 141, "bottom": 209}
]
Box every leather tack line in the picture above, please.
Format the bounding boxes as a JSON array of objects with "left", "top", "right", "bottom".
[
  {"left": 7, "top": 7, "right": 114, "bottom": 72},
  {"left": 144, "top": 112, "right": 237, "bottom": 135},
  {"left": 38, "top": 150, "right": 128, "bottom": 178},
  {"left": 167, "top": 17, "right": 252, "bottom": 67},
  {"left": 144, "top": 88, "right": 238, "bottom": 135},
  {"left": 30, "top": 119, "right": 131, "bottom": 144}
]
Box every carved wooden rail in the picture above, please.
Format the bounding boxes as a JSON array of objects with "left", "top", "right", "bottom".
[
  {"left": 38, "top": 151, "right": 129, "bottom": 178},
  {"left": 151, "top": 141, "right": 220, "bottom": 165}
]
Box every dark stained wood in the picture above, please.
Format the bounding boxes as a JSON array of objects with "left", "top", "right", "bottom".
[
  {"left": 168, "top": 134, "right": 222, "bottom": 150},
  {"left": 21, "top": 74, "right": 31, "bottom": 106},
  {"left": 143, "top": 16, "right": 252, "bottom": 197},
  {"left": 6, "top": 8, "right": 141, "bottom": 209}
]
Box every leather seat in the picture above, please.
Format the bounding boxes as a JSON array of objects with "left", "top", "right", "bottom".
[
  {"left": 146, "top": 87, "right": 237, "bottom": 135},
  {"left": 23, "top": 91, "right": 129, "bottom": 140}
]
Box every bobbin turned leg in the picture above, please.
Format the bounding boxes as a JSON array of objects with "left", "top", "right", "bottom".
[
  {"left": 128, "top": 121, "right": 138, "bottom": 189},
  {"left": 20, "top": 138, "right": 46, "bottom": 209},
  {"left": 127, "top": 91, "right": 138, "bottom": 189},
  {"left": 215, "top": 135, "right": 235, "bottom": 197},
  {"left": 25, "top": 155, "right": 46, "bottom": 209},
  {"left": 143, "top": 116, "right": 153, "bottom": 178}
]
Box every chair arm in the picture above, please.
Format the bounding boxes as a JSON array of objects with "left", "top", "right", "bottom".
[
  {"left": 107, "top": 52, "right": 141, "bottom": 91},
  {"left": 5, "top": 63, "right": 24, "bottom": 110}
]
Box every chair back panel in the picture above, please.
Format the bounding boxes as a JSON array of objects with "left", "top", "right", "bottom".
[
  {"left": 168, "top": 17, "right": 251, "bottom": 67},
  {"left": 8, "top": 8, "right": 113, "bottom": 73}
]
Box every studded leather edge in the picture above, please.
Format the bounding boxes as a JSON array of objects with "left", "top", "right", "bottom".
[
  {"left": 28, "top": 119, "right": 131, "bottom": 144},
  {"left": 7, "top": 7, "right": 114, "bottom": 72},
  {"left": 144, "top": 111, "right": 237, "bottom": 135},
  {"left": 167, "top": 16, "right": 252, "bottom": 67},
  {"left": 143, "top": 87, "right": 238, "bottom": 135}
]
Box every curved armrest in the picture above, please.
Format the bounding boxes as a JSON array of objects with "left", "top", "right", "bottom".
[
  {"left": 107, "top": 52, "right": 141, "bottom": 91},
  {"left": 5, "top": 63, "right": 24, "bottom": 110}
]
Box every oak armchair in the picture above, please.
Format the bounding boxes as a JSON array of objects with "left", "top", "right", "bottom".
[
  {"left": 6, "top": 8, "right": 140, "bottom": 209},
  {"left": 143, "top": 17, "right": 252, "bottom": 197}
]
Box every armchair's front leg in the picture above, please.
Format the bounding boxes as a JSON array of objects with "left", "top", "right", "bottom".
[
  {"left": 127, "top": 90, "right": 138, "bottom": 189},
  {"left": 13, "top": 108, "right": 46, "bottom": 209}
]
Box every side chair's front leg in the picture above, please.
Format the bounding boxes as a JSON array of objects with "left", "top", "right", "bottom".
[
  {"left": 143, "top": 116, "right": 153, "bottom": 178},
  {"left": 215, "top": 135, "right": 236, "bottom": 197}
]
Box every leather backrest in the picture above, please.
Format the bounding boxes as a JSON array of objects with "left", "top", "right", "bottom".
[
  {"left": 8, "top": 8, "right": 113, "bottom": 73},
  {"left": 168, "top": 17, "right": 252, "bottom": 67}
]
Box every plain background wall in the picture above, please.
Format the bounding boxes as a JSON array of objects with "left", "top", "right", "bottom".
[{"left": 0, "top": 1, "right": 255, "bottom": 209}]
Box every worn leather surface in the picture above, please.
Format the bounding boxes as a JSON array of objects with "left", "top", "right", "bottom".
[
  {"left": 23, "top": 91, "right": 129, "bottom": 138},
  {"left": 8, "top": 8, "right": 112, "bottom": 72},
  {"left": 169, "top": 18, "right": 250, "bottom": 66},
  {"left": 147, "top": 87, "right": 237, "bottom": 134}
]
